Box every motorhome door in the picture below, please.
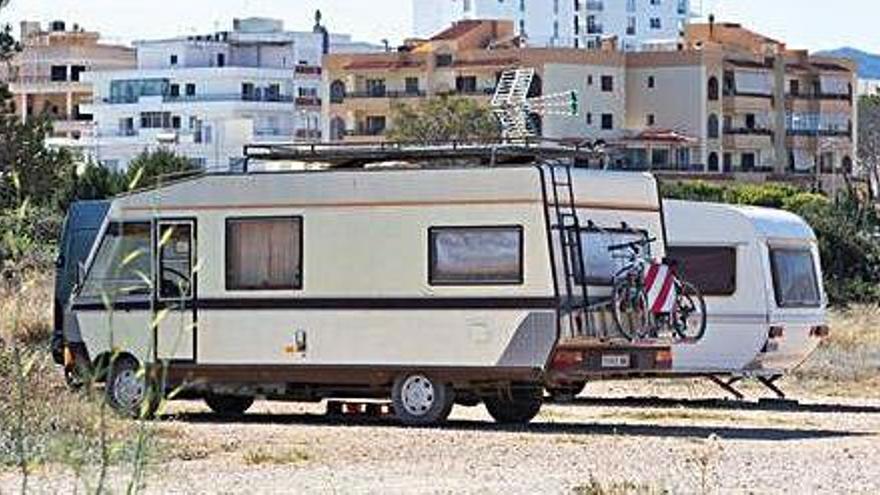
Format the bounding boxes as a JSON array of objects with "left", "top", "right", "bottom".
[{"left": 155, "top": 220, "right": 196, "bottom": 362}]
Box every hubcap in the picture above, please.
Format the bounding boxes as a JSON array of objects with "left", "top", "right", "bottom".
[
  {"left": 113, "top": 368, "right": 145, "bottom": 411},
  {"left": 400, "top": 375, "right": 435, "bottom": 416}
]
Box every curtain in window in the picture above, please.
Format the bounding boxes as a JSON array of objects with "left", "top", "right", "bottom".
[{"left": 227, "top": 218, "right": 301, "bottom": 290}]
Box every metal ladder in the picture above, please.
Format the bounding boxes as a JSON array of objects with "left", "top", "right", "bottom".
[{"left": 547, "top": 162, "right": 592, "bottom": 338}]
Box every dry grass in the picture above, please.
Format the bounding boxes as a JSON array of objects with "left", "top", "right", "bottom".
[
  {"left": 242, "top": 446, "right": 313, "bottom": 466},
  {"left": 0, "top": 271, "right": 53, "bottom": 346},
  {"left": 793, "top": 307, "right": 880, "bottom": 396},
  {"left": 571, "top": 478, "right": 667, "bottom": 495}
]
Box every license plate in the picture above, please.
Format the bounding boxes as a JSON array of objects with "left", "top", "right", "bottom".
[{"left": 601, "top": 354, "right": 631, "bottom": 369}]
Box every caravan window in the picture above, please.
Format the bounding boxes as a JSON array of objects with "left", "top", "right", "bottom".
[
  {"left": 667, "top": 246, "right": 737, "bottom": 296},
  {"left": 429, "top": 226, "right": 523, "bottom": 285},
  {"left": 770, "top": 248, "right": 820, "bottom": 308},
  {"left": 80, "top": 222, "right": 152, "bottom": 298},
  {"left": 226, "top": 217, "right": 303, "bottom": 291},
  {"left": 579, "top": 230, "right": 650, "bottom": 285}
]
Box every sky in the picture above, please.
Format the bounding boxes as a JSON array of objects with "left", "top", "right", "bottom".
[{"left": 0, "top": 0, "right": 878, "bottom": 54}]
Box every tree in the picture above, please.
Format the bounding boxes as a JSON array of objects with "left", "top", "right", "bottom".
[
  {"left": 125, "top": 149, "right": 201, "bottom": 190},
  {"left": 859, "top": 95, "right": 880, "bottom": 199},
  {"left": 387, "top": 96, "right": 500, "bottom": 143}
]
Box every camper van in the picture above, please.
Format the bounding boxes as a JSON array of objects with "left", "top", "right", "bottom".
[
  {"left": 62, "top": 160, "right": 677, "bottom": 425},
  {"left": 664, "top": 200, "right": 828, "bottom": 395}
]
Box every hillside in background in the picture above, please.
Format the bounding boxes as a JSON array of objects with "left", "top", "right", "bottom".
[{"left": 819, "top": 47, "right": 880, "bottom": 79}]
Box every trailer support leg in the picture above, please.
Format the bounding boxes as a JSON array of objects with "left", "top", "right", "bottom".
[
  {"left": 707, "top": 375, "right": 745, "bottom": 400},
  {"left": 756, "top": 375, "right": 786, "bottom": 399}
]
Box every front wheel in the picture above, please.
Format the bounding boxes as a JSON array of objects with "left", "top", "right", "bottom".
[
  {"left": 671, "top": 280, "right": 707, "bottom": 341},
  {"left": 391, "top": 373, "right": 455, "bottom": 426},
  {"left": 105, "top": 355, "right": 160, "bottom": 419},
  {"left": 611, "top": 276, "right": 653, "bottom": 340},
  {"left": 484, "top": 386, "right": 543, "bottom": 425}
]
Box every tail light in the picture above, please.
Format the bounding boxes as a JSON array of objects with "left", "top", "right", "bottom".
[
  {"left": 550, "top": 350, "right": 584, "bottom": 370},
  {"left": 810, "top": 325, "right": 831, "bottom": 338},
  {"left": 769, "top": 326, "right": 785, "bottom": 339},
  {"left": 655, "top": 349, "right": 673, "bottom": 369}
]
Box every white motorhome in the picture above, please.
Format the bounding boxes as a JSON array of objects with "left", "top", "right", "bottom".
[
  {"left": 663, "top": 200, "right": 829, "bottom": 397},
  {"left": 64, "top": 154, "right": 677, "bottom": 425}
]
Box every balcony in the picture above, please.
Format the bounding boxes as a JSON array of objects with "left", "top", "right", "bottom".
[
  {"left": 586, "top": 24, "right": 604, "bottom": 35},
  {"left": 787, "top": 128, "right": 852, "bottom": 138},
  {"left": 724, "top": 127, "right": 773, "bottom": 136},
  {"left": 102, "top": 93, "right": 295, "bottom": 104},
  {"left": 295, "top": 96, "right": 322, "bottom": 107},
  {"left": 786, "top": 92, "right": 852, "bottom": 102},
  {"left": 294, "top": 65, "right": 322, "bottom": 76}
]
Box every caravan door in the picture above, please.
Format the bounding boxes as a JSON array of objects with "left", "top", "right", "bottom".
[{"left": 155, "top": 220, "right": 196, "bottom": 363}]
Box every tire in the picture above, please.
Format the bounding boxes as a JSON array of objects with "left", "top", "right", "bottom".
[
  {"left": 484, "top": 386, "right": 543, "bottom": 425},
  {"left": 671, "top": 280, "right": 707, "bottom": 341},
  {"left": 105, "top": 355, "right": 160, "bottom": 419},
  {"left": 611, "top": 276, "right": 652, "bottom": 340},
  {"left": 391, "top": 373, "right": 454, "bottom": 426},
  {"left": 547, "top": 381, "right": 586, "bottom": 402},
  {"left": 204, "top": 395, "right": 254, "bottom": 416}
]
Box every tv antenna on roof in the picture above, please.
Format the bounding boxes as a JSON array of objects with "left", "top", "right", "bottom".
[{"left": 491, "top": 68, "right": 579, "bottom": 141}]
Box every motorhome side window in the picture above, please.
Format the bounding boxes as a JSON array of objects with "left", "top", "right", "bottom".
[
  {"left": 226, "top": 217, "right": 303, "bottom": 291},
  {"left": 429, "top": 226, "right": 523, "bottom": 285},
  {"left": 80, "top": 222, "right": 152, "bottom": 298},
  {"left": 666, "top": 246, "right": 737, "bottom": 296},
  {"left": 770, "top": 248, "right": 820, "bottom": 308}
]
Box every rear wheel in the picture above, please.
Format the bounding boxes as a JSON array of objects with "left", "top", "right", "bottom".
[
  {"left": 391, "top": 373, "right": 454, "bottom": 426},
  {"left": 105, "top": 355, "right": 160, "bottom": 419},
  {"left": 671, "top": 280, "right": 707, "bottom": 341},
  {"left": 205, "top": 395, "right": 254, "bottom": 416},
  {"left": 484, "top": 386, "right": 543, "bottom": 425}
]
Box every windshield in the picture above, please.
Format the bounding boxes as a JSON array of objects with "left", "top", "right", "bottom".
[
  {"left": 770, "top": 247, "right": 821, "bottom": 308},
  {"left": 79, "top": 222, "right": 152, "bottom": 299}
]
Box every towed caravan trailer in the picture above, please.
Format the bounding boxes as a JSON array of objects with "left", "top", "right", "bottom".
[
  {"left": 63, "top": 149, "right": 681, "bottom": 425},
  {"left": 663, "top": 200, "right": 829, "bottom": 397}
]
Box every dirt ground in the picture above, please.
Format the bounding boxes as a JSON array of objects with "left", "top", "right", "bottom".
[{"left": 3, "top": 378, "right": 879, "bottom": 494}]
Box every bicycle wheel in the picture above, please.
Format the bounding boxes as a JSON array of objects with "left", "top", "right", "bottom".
[
  {"left": 671, "top": 280, "right": 707, "bottom": 341},
  {"left": 611, "top": 276, "right": 653, "bottom": 340}
]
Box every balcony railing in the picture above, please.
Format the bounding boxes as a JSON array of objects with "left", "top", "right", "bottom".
[
  {"left": 295, "top": 96, "right": 322, "bottom": 107},
  {"left": 724, "top": 127, "right": 773, "bottom": 136},
  {"left": 786, "top": 92, "right": 852, "bottom": 102},
  {"left": 294, "top": 65, "right": 322, "bottom": 76},
  {"left": 346, "top": 90, "right": 427, "bottom": 99},
  {"left": 787, "top": 129, "right": 852, "bottom": 138},
  {"left": 346, "top": 125, "right": 387, "bottom": 137},
  {"left": 103, "top": 93, "right": 295, "bottom": 104}
]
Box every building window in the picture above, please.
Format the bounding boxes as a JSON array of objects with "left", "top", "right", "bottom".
[
  {"left": 170, "top": 55, "right": 178, "bottom": 66},
  {"left": 70, "top": 65, "right": 86, "bottom": 82},
  {"left": 435, "top": 53, "right": 453, "bottom": 67},
  {"left": 171, "top": 115, "right": 181, "bottom": 129},
  {"left": 365, "top": 115, "right": 386, "bottom": 135},
  {"left": 169, "top": 84, "right": 180, "bottom": 98},
  {"left": 627, "top": 17, "right": 637, "bottom": 36},
  {"left": 741, "top": 152, "right": 756, "bottom": 171},
  {"left": 600, "top": 75, "right": 613, "bottom": 92},
  {"left": 455, "top": 76, "right": 478, "bottom": 94},
  {"left": 646, "top": 114, "right": 656, "bottom": 126},
  {"left": 707, "top": 152, "right": 719, "bottom": 172},
  {"left": 140, "top": 111, "right": 172, "bottom": 129},
  {"left": 405, "top": 77, "right": 420, "bottom": 94},
  {"left": 707, "top": 114, "right": 719, "bottom": 139},
  {"left": 50, "top": 65, "right": 67, "bottom": 82},
  {"left": 586, "top": 112, "right": 592, "bottom": 125},
  {"left": 329, "top": 80, "right": 346, "bottom": 103},
  {"left": 185, "top": 83, "right": 196, "bottom": 96},
  {"left": 745, "top": 113, "right": 756, "bottom": 130},
  {"left": 428, "top": 226, "right": 524, "bottom": 286},
  {"left": 217, "top": 53, "right": 225, "bottom": 67},
  {"left": 226, "top": 217, "right": 303, "bottom": 291},
  {"left": 366, "top": 79, "right": 386, "bottom": 97},
  {"left": 647, "top": 76, "right": 655, "bottom": 89},
  {"left": 601, "top": 113, "right": 613, "bottom": 130},
  {"left": 587, "top": 75, "right": 593, "bottom": 86},
  {"left": 667, "top": 246, "right": 737, "bottom": 296},
  {"left": 708, "top": 76, "right": 719, "bottom": 100},
  {"left": 650, "top": 18, "right": 662, "bottom": 29}
]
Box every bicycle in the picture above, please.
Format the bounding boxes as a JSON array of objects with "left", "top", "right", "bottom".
[{"left": 607, "top": 237, "right": 707, "bottom": 342}]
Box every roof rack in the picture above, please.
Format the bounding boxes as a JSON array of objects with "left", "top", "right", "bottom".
[{"left": 242, "top": 138, "right": 606, "bottom": 171}]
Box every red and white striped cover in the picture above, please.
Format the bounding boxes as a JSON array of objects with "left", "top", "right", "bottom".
[{"left": 644, "top": 262, "right": 676, "bottom": 315}]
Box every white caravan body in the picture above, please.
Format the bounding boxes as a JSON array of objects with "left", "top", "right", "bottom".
[
  {"left": 665, "top": 200, "right": 827, "bottom": 376},
  {"left": 66, "top": 165, "right": 671, "bottom": 395}
]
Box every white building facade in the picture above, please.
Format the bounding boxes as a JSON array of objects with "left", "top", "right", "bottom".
[
  {"left": 81, "top": 18, "right": 328, "bottom": 171},
  {"left": 413, "top": 0, "right": 696, "bottom": 51}
]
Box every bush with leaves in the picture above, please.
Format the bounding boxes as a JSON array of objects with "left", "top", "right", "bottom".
[{"left": 387, "top": 96, "right": 500, "bottom": 143}]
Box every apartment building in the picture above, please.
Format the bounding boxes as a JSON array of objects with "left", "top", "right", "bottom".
[
  {"left": 79, "top": 18, "right": 329, "bottom": 171},
  {"left": 8, "top": 20, "right": 135, "bottom": 139},
  {"left": 859, "top": 79, "right": 880, "bottom": 96},
  {"left": 324, "top": 19, "right": 857, "bottom": 179},
  {"left": 324, "top": 20, "right": 626, "bottom": 143},
  {"left": 413, "top": 0, "right": 696, "bottom": 51}
]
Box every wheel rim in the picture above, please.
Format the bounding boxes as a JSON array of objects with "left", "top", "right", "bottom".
[
  {"left": 400, "top": 375, "right": 435, "bottom": 416},
  {"left": 113, "top": 368, "right": 145, "bottom": 411}
]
